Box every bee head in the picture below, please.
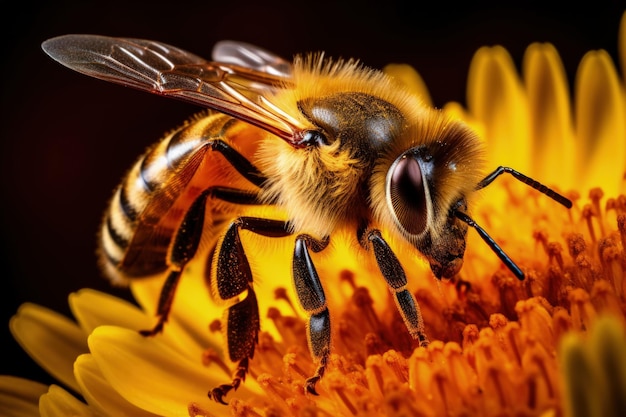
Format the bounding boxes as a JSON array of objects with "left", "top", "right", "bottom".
[{"left": 380, "top": 118, "right": 484, "bottom": 279}]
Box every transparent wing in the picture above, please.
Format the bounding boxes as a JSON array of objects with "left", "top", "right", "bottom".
[
  {"left": 212, "top": 40, "right": 292, "bottom": 77},
  {"left": 42, "top": 34, "right": 305, "bottom": 142}
]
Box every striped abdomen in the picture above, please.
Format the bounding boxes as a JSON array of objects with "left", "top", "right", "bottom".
[{"left": 99, "top": 113, "right": 255, "bottom": 285}]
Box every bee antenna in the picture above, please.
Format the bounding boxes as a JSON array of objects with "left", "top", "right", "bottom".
[
  {"left": 476, "top": 166, "right": 573, "bottom": 209},
  {"left": 453, "top": 210, "right": 524, "bottom": 280}
]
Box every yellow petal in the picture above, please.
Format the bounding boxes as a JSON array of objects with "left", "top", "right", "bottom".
[
  {"left": 130, "top": 270, "right": 223, "bottom": 358},
  {"left": 522, "top": 43, "right": 576, "bottom": 190},
  {"left": 574, "top": 49, "right": 626, "bottom": 196},
  {"left": 74, "top": 354, "right": 159, "bottom": 416},
  {"left": 39, "top": 385, "right": 94, "bottom": 417},
  {"left": 383, "top": 63, "right": 433, "bottom": 106},
  {"left": 560, "top": 316, "right": 626, "bottom": 417},
  {"left": 10, "top": 304, "right": 86, "bottom": 393},
  {"left": 467, "top": 45, "right": 531, "bottom": 172},
  {"left": 0, "top": 376, "right": 48, "bottom": 417},
  {"left": 587, "top": 316, "right": 626, "bottom": 416},
  {"left": 69, "top": 289, "right": 154, "bottom": 335},
  {"left": 442, "top": 100, "right": 482, "bottom": 130},
  {"left": 88, "top": 325, "right": 260, "bottom": 416}
]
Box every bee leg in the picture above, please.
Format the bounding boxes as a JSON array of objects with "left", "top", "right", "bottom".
[
  {"left": 139, "top": 190, "right": 216, "bottom": 336},
  {"left": 208, "top": 139, "right": 267, "bottom": 187},
  {"left": 362, "top": 228, "right": 429, "bottom": 346},
  {"left": 292, "top": 234, "right": 331, "bottom": 395},
  {"left": 141, "top": 188, "right": 262, "bottom": 337},
  {"left": 139, "top": 269, "right": 183, "bottom": 336},
  {"left": 208, "top": 217, "right": 292, "bottom": 403}
]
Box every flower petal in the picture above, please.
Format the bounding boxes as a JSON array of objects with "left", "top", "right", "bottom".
[
  {"left": 39, "top": 385, "right": 94, "bottom": 417},
  {"left": 69, "top": 289, "right": 153, "bottom": 335},
  {"left": 0, "top": 376, "right": 48, "bottom": 417},
  {"left": 560, "top": 316, "right": 626, "bottom": 417},
  {"left": 130, "top": 270, "right": 223, "bottom": 357},
  {"left": 88, "top": 325, "right": 260, "bottom": 416},
  {"left": 588, "top": 316, "right": 626, "bottom": 415},
  {"left": 10, "top": 303, "right": 86, "bottom": 393},
  {"left": 383, "top": 63, "right": 433, "bottom": 106},
  {"left": 522, "top": 43, "right": 576, "bottom": 190},
  {"left": 74, "top": 354, "right": 159, "bottom": 416},
  {"left": 467, "top": 45, "right": 531, "bottom": 172},
  {"left": 574, "top": 49, "right": 626, "bottom": 195}
]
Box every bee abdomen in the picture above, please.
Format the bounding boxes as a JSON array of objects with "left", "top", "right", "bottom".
[{"left": 99, "top": 113, "right": 233, "bottom": 282}]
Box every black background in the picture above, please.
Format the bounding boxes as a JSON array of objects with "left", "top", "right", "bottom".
[{"left": 1, "top": 1, "right": 624, "bottom": 387}]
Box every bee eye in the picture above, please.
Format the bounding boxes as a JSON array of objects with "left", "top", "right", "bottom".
[
  {"left": 299, "top": 130, "right": 328, "bottom": 147},
  {"left": 388, "top": 154, "right": 429, "bottom": 235}
]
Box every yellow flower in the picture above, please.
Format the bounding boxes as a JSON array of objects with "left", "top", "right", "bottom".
[{"left": 4, "top": 13, "right": 626, "bottom": 417}]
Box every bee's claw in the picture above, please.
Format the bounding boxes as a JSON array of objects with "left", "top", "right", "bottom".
[
  {"left": 305, "top": 376, "right": 320, "bottom": 396},
  {"left": 208, "top": 385, "right": 231, "bottom": 405}
]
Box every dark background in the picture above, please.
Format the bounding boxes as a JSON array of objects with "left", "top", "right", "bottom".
[{"left": 1, "top": 1, "right": 624, "bottom": 387}]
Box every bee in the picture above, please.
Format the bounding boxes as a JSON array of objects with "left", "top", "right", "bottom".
[{"left": 42, "top": 35, "right": 572, "bottom": 403}]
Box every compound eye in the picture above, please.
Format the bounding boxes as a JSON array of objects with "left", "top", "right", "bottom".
[
  {"left": 388, "top": 154, "right": 429, "bottom": 235},
  {"left": 298, "top": 130, "right": 329, "bottom": 147}
]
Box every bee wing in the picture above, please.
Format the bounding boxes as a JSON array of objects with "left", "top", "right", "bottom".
[
  {"left": 42, "top": 34, "right": 306, "bottom": 142},
  {"left": 211, "top": 40, "right": 292, "bottom": 77}
]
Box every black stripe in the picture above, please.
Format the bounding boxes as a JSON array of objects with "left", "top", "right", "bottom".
[
  {"left": 118, "top": 185, "right": 139, "bottom": 222},
  {"left": 106, "top": 215, "right": 129, "bottom": 249},
  {"left": 139, "top": 158, "right": 157, "bottom": 192},
  {"left": 101, "top": 240, "right": 121, "bottom": 267}
]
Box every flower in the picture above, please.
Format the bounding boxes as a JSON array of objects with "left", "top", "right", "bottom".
[{"left": 3, "top": 12, "right": 626, "bottom": 417}]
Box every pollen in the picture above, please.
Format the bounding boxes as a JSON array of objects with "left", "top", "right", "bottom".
[{"left": 223, "top": 185, "right": 626, "bottom": 417}]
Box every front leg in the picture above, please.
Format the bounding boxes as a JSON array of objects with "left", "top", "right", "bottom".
[
  {"left": 292, "top": 234, "right": 331, "bottom": 395},
  {"left": 207, "top": 217, "right": 291, "bottom": 404},
  {"left": 361, "top": 228, "right": 429, "bottom": 346}
]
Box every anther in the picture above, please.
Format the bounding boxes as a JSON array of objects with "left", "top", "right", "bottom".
[
  {"left": 582, "top": 204, "right": 597, "bottom": 243},
  {"left": 589, "top": 187, "right": 606, "bottom": 236},
  {"left": 546, "top": 242, "right": 564, "bottom": 271},
  {"left": 202, "top": 349, "right": 232, "bottom": 376},
  {"left": 274, "top": 287, "right": 298, "bottom": 315},
  {"left": 566, "top": 233, "right": 587, "bottom": 259}
]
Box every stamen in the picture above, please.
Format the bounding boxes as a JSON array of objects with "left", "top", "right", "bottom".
[
  {"left": 568, "top": 288, "right": 596, "bottom": 331},
  {"left": 566, "top": 233, "right": 587, "bottom": 259},
  {"left": 364, "top": 332, "right": 386, "bottom": 356},
  {"left": 201, "top": 348, "right": 232, "bottom": 376},
  {"left": 598, "top": 236, "right": 622, "bottom": 295},
  {"left": 617, "top": 195, "right": 626, "bottom": 213},
  {"left": 351, "top": 287, "right": 381, "bottom": 334},
  {"left": 266, "top": 308, "right": 307, "bottom": 351},
  {"left": 254, "top": 373, "right": 295, "bottom": 411},
  {"left": 533, "top": 230, "right": 549, "bottom": 255},
  {"left": 283, "top": 352, "right": 310, "bottom": 380},
  {"left": 493, "top": 271, "right": 524, "bottom": 319},
  {"left": 589, "top": 188, "right": 606, "bottom": 236},
  {"left": 365, "top": 354, "right": 386, "bottom": 398},
  {"left": 582, "top": 204, "right": 597, "bottom": 243},
  {"left": 617, "top": 214, "right": 626, "bottom": 253},
  {"left": 590, "top": 280, "right": 624, "bottom": 322},
  {"left": 462, "top": 324, "right": 480, "bottom": 348},
  {"left": 209, "top": 319, "right": 222, "bottom": 333},
  {"left": 547, "top": 242, "right": 565, "bottom": 271},
  {"left": 383, "top": 350, "right": 408, "bottom": 384},
  {"left": 187, "top": 402, "right": 215, "bottom": 417},
  {"left": 516, "top": 298, "right": 555, "bottom": 351},
  {"left": 327, "top": 377, "right": 357, "bottom": 416},
  {"left": 229, "top": 398, "right": 264, "bottom": 417},
  {"left": 573, "top": 254, "right": 595, "bottom": 292},
  {"left": 274, "top": 287, "right": 298, "bottom": 316}
]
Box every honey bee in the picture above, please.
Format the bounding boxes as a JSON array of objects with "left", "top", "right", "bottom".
[{"left": 42, "top": 35, "right": 572, "bottom": 403}]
